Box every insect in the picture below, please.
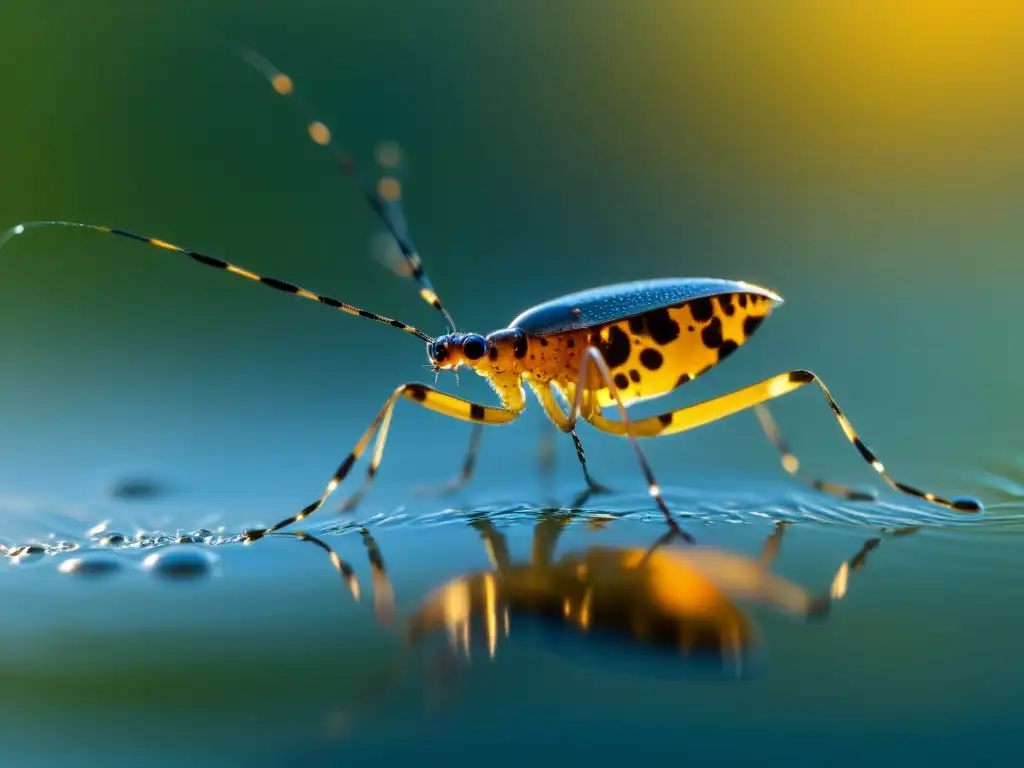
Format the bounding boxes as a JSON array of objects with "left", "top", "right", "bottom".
[
  {"left": 301, "top": 514, "right": 885, "bottom": 728},
  {"left": 0, "top": 49, "right": 983, "bottom": 545}
]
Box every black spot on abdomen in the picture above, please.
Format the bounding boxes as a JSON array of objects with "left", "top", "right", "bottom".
[
  {"left": 639, "top": 348, "right": 664, "bottom": 370},
  {"left": 688, "top": 297, "right": 714, "bottom": 323},
  {"left": 597, "top": 326, "right": 631, "bottom": 368},
  {"left": 643, "top": 308, "right": 680, "bottom": 345},
  {"left": 717, "top": 340, "right": 739, "bottom": 362},
  {"left": 701, "top": 316, "right": 723, "bottom": 349},
  {"left": 743, "top": 314, "right": 764, "bottom": 338},
  {"left": 613, "top": 372, "right": 629, "bottom": 390}
]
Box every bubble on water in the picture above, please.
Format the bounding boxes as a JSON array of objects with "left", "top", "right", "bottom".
[
  {"left": 58, "top": 554, "right": 122, "bottom": 578},
  {"left": 142, "top": 545, "right": 218, "bottom": 582},
  {"left": 8, "top": 545, "right": 46, "bottom": 564},
  {"left": 108, "top": 478, "right": 168, "bottom": 501},
  {"left": 98, "top": 532, "right": 126, "bottom": 547}
]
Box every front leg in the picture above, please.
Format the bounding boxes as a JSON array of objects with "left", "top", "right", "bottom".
[{"left": 243, "top": 383, "right": 522, "bottom": 542}]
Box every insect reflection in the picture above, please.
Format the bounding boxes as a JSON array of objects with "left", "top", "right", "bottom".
[{"left": 296, "top": 514, "right": 884, "bottom": 693}]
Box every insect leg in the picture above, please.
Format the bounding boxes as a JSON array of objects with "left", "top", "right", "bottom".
[
  {"left": 758, "top": 520, "right": 791, "bottom": 568},
  {"left": 468, "top": 518, "right": 513, "bottom": 571},
  {"left": 410, "top": 424, "right": 484, "bottom": 498},
  {"left": 530, "top": 513, "right": 575, "bottom": 568},
  {"left": 753, "top": 404, "right": 877, "bottom": 502},
  {"left": 267, "top": 531, "right": 362, "bottom": 601},
  {"left": 278, "top": 527, "right": 397, "bottom": 626},
  {"left": 828, "top": 535, "right": 883, "bottom": 602},
  {"left": 242, "top": 385, "right": 522, "bottom": 542},
  {"left": 586, "top": 369, "right": 983, "bottom": 515},
  {"left": 546, "top": 348, "right": 694, "bottom": 541},
  {"left": 360, "top": 527, "right": 396, "bottom": 626},
  {"left": 568, "top": 429, "right": 614, "bottom": 507},
  {"left": 530, "top": 383, "right": 613, "bottom": 506}
]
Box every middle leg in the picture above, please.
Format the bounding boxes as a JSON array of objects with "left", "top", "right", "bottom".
[
  {"left": 531, "top": 383, "right": 613, "bottom": 507},
  {"left": 536, "top": 348, "right": 695, "bottom": 542}
]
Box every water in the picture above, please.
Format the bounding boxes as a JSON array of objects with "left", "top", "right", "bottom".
[
  {"left": 2, "top": 1, "right": 1024, "bottom": 765},
  {"left": 2, "top": 481, "right": 1023, "bottom": 765}
]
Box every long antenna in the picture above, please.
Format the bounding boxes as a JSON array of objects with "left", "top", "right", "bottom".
[
  {"left": 235, "top": 47, "right": 457, "bottom": 333},
  {"left": 0, "top": 221, "right": 433, "bottom": 343}
]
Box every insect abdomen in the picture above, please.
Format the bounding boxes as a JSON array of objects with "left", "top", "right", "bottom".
[{"left": 579, "top": 292, "right": 775, "bottom": 408}]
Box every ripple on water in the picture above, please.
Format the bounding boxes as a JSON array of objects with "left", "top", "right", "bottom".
[
  {"left": 3, "top": 477, "right": 1021, "bottom": 575},
  {"left": 307, "top": 482, "right": 1009, "bottom": 537}
]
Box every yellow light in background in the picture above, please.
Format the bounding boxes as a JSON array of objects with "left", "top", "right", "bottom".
[
  {"left": 680, "top": 0, "right": 1024, "bottom": 182},
  {"left": 567, "top": 0, "right": 1024, "bottom": 199}
]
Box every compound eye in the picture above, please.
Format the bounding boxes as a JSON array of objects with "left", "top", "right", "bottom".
[
  {"left": 431, "top": 340, "right": 449, "bottom": 363},
  {"left": 463, "top": 334, "right": 487, "bottom": 361}
]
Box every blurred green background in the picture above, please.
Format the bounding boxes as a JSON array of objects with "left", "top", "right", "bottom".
[
  {"left": 1, "top": 1, "right": 1022, "bottom": 765},
  {"left": 1, "top": 0, "right": 1022, "bottom": 507}
]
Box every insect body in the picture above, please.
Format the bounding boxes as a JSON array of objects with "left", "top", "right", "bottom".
[{"left": 0, "top": 50, "right": 983, "bottom": 545}]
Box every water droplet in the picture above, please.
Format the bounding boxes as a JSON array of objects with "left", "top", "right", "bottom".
[
  {"left": 99, "top": 533, "right": 125, "bottom": 547},
  {"left": 952, "top": 495, "right": 984, "bottom": 513},
  {"left": 8, "top": 544, "right": 46, "bottom": 563},
  {"left": 142, "top": 546, "right": 217, "bottom": 582},
  {"left": 109, "top": 478, "right": 167, "bottom": 501},
  {"left": 58, "top": 555, "right": 122, "bottom": 578}
]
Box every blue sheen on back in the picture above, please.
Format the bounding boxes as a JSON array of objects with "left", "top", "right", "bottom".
[{"left": 508, "top": 277, "right": 783, "bottom": 336}]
